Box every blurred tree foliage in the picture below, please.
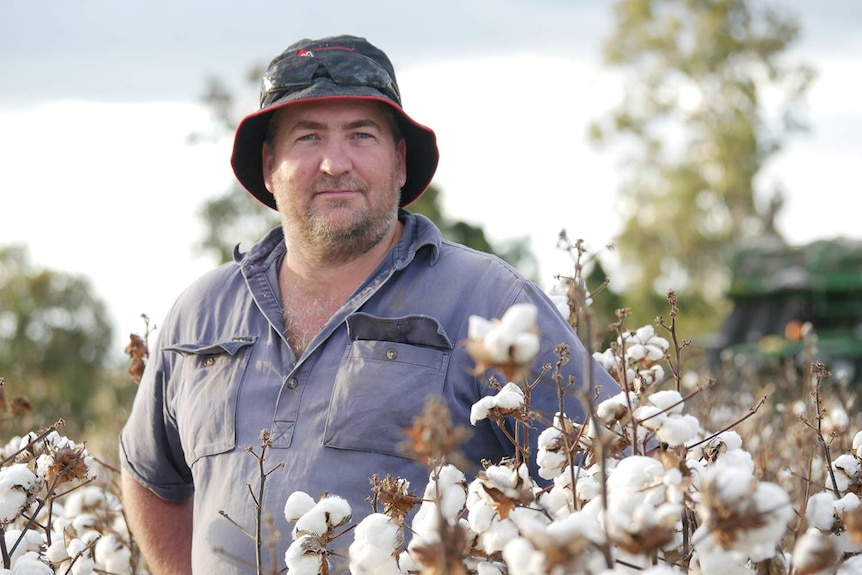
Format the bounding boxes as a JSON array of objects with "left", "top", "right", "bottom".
[
  {"left": 0, "top": 246, "right": 116, "bottom": 431},
  {"left": 590, "top": 0, "right": 814, "bottom": 334},
  {"left": 192, "top": 75, "right": 538, "bottom": 280}
]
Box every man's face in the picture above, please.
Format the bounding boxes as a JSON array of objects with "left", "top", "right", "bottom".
[{"left": 262, "top": 99, "right": 407, "bottom": 263}]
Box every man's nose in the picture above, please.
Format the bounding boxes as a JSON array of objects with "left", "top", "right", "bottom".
[{"left": 319, "top": 140, "right": 352, "bottom": 176}]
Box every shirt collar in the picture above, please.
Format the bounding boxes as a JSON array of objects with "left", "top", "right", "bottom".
[{"left": 236, "top": 210, "right": 442, "bottom": 275}]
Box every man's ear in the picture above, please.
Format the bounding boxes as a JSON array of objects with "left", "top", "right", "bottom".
[
  {"left": 397, "top": 138, "right": 407, "bottom": 189},
  {"left": 262, "top": 142, "right": 275, "bottom": 194}
]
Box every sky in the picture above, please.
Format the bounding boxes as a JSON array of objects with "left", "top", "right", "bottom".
[{"left": 1, "top": 1, "right": 860, "bottom": 362}]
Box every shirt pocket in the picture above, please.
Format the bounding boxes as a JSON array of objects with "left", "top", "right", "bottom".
[
  {"left": 323, "top": 314, "right": 453, "bottom": 458},
  {"left": 164, "top": 337, "right": 257, "bottom": 465}
]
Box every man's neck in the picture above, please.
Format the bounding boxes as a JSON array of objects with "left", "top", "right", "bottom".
[
  {"left": 277, "top": 220, "right": 403, "bottom": 355},
  {"left": 281, "top": 219, "right": 404, "bottom": 295}
]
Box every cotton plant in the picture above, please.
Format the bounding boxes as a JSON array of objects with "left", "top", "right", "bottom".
[
  {"left": 0, "top": 425, "right": 135, "bottom": 574},
  {"left": 791, "top": 429, "right": 862, "bottom": 570},
  {"left": 282, "top": 492, "right": 353, "bottom": 575}
]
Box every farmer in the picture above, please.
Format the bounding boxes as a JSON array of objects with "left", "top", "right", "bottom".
[{"left": 120, "top": 34, "right": 619, "bottom": 574}]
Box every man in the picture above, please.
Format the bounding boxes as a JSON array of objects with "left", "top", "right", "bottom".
[{"left": 120, "top": 35, "right": 619, "bottom": 574}]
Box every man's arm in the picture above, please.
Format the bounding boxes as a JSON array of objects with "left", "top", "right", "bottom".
[{"left": 121, "top": 468, "right": 194, "bottom": 575}]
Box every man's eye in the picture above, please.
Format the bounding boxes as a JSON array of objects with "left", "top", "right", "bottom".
[
  {"left": 297, "top": 134, "right": 319, "bottom": 142},
  {"left": 352, "top": 132, "right": 374, "bottom": 140}
]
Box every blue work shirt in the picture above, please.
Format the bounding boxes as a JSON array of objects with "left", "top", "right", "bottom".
[{"left": 120, "top": 211, "right": 619, "bottom": 574}]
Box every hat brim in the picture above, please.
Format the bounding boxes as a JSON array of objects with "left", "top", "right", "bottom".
[{"left": 231, "top": 87, "right": 438, "bottom": 210}]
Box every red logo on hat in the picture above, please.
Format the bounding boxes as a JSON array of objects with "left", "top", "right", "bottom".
[{"left": 297, "top": 49, "right": 314, "bottom": 58}]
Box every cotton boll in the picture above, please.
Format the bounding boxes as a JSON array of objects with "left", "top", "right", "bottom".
[
  {"left": 349, "top": 513, "right": 401, "bottom": 575},
  {"left": 294, "top": 506, "right": 328, "bottom": 537},
  {"left": 284, "top": 538, "right": 323, "bottom": 575},
  {"left": 546, "top": 510, "right": 605, "bottom": 548},
  {"left": 45, "top": 540, "right": 68, "bottom": 564},
  {"left": 470, "top": 396, "right": 493, "bottom": 425},
  {"left": 478, "top": 517, "right": 519, "bottom": 555},
  {"left": 837, "top": 554, "right": 862, "bottom": 574},
  {"left": 0, "top": 464, "right": 40, "bottom": 525},
  {"left": 853, "top": 430, "right": 862, "bottom": 458},
  {"left": 284, "top": 535, "right": 324, "bottom": 575},
  {"left": 510, "top": 332, "right": 540, "bottom": 364},
  {"left": 693, "top": 548, "right": 756, "bottom": 575},
  {"left": 641, "top": 567, "right": 686, "bottom": 575},
  {"left": 792, "top": 528, "right": 838, "bottom": 575},
  {"left": 468, "top": 315, "right": 493, "bottom": 340},
  {"left": 476, "top": 561, "right": 506, "bottom": 575},
  {"left": 593, "top": 349, "right": 618, "bottom": 372},
  {"left": 398, "top": 549, "right": 419, "bottom": 572},
  {"left": 703, "top": 464, "right": 757, "bottom": 508},
  {"left": 425, "top": 465, "right": 467, "bottom": 521},
  {"left": 494, "top": 382, "right": 526, "bottom": 410},
  {"left": 715, "top": 448, "right": 755, "bottom": 473},
  {"left": 537, "top": 426, "right": 568, "bottom": 480},
  {"left": 537, "top": 446, "right": 567, "bottom": 481},
  {"left": 467, "top": 497, "right": 496, "bottom": 535},
  {"left": 606, "top": 456, "right": 665, "bottom": 493},
  {"left": 483, "top": 329, "right": 513, "bottom": 363},
  {"left": 596, "top": 392, "right": 637, "bottom": 425},
  {"left": 825, "top": 404, "right": 850, "bottom": 434},
  {"left": 656, "top": 415, "right": 700, "bottom": 447},
  {"left": 9, "top": 551, "right": 53, "bottom": 575},
  {"left": 805, "top": 492, "right": 836, "bottom": 530},
  {"left": 741, "top": 482, "right": 794, "bottom": 561},
  {"left": 832, "top": 454, "right": 861, "bottom": 493},
  {"left": 626, "top": 343, "right": 649, "bottom": 362},
  {"left": 95, "top": 533, "right": 132, "bottom": 575},
  {"left": 508, "top": 506, "right": 550, "bottom": 538},
  {"left": 501, "top": 536, "right": 542, "bottom": 575},
  {"left": 704, "top": 430, "right": 743, "bottom": 456},
  {"left": 348, "top": 544, "right": 400, "bottom": 575},
  {"left": 834, "top": 492, "right": 861, "bottom": 516},
  {"left": 648, "top": 390, "right": 684, "bottom": 414},
  {"left": 284, "top": 491, "right": 316, "bottom": 523},
  {"left": 316, "top": 495, "right": 351, "bottom": 529},
  {"left": 71, "top": 554, "right": 95, "bottom": 575},
  {"left": 499, "top": 303, "right": 538, "bottom": 335},
  {"left": 71, "top": 513, "right": 98, "bottom": 536},
  {"left": 634, "top": 405, "right": 665, "bottom": 430},
  {"left": 4, "top": 528, "right": 44, "bottom": 567},
  {"left": 354, "top": 514, "right": 400, "bottom": 548}
]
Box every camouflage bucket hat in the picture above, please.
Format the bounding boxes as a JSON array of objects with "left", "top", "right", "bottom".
[{"left": 231, "top": 35, "right": 439, "bottom": 209}]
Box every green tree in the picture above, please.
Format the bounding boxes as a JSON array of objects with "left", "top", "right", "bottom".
[
  {"left": 0, "top": 245, "right": 114, "bottom": 427},
  {"left": 590, "top": 0, "right": 814, "bottom": 333},
  {"left": 193, "top": 76, "right": 538, "bottom": 278}
]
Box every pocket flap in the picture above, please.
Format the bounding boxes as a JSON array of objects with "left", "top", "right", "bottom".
[
  {"left": 346, "top": 313, "right": 453, "bottom": 350},
  {"left": 165, "top": 336, "right": 257, "bottom": 357}
]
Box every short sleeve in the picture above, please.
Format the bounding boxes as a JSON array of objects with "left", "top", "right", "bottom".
[{"left": 119, "top": 337, "right": 194, "bottom": 503}]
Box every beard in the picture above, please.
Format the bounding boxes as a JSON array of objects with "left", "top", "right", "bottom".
[{"left": 283, "top": 174, "right": 401, "bottom": 264}]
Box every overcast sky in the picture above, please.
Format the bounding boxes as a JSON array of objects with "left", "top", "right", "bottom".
[{"left": 2, "top": 1, "right": 860, "bottom": 361}]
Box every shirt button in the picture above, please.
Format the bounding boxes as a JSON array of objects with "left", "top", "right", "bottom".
[
  {"left": 203, "top": 357, "right": 215, "bottom": 367},
  {"left": 386, "top": 349, "right": 397, "bottom": 360},
  {"left": 286, "top": 377, "right": 299, "bottom": 389}
]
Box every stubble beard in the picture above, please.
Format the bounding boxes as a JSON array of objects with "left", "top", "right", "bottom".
[{"left": 285, "top": 176, "right": 401, "bottom": 265}]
